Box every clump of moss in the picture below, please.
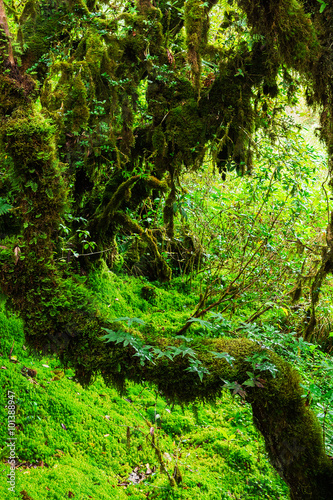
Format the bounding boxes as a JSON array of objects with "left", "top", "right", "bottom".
[
  {"left": 184, "top": 0, "right": 212, "bottom": 92},
  {"left": 166, "top": 98, "right": 205, "bottom": 165},
  {"left": 0, "top": 76, "right": 29, "bottom": 115},
  {"left": 141, "top": 285, "right": 157, "bottom": 302},
  {"left": 237, "top": 0, "right": 320, "bottom": 74}
]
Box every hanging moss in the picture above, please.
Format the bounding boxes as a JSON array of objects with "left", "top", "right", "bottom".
[
  {"left": 70, "top": 73, "right": 90, "bottom": 132},
  {"left": 121, "top": 4, "right": 165, "bottom": 66},
  {"left": 86, "top": 30, "right": 106, "bottom": 72},
  {"left": 183, "top": 0, "right": 219, "bottom": 92},
  {"left": 236, "top": 0, "right": 320, "bottom": 74},
  {"left": 166, "top": 98, "right": 205, "bottom": 164},
  {"left": 184, "top": 0, "right": 208, "bottom": 92},
  {"left": 152, "top": 125, "right": 168, "bottom": 157}
]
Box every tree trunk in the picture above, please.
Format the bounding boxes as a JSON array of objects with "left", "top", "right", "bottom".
[{"left": 0, "top": 0, "right": 14, "bottom": 65}]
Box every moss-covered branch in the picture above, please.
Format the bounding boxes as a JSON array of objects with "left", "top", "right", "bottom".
[{"left": 12, "top": 288, "right": 333, "bottom": 499}]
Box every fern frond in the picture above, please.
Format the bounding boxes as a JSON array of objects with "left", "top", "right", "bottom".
[{"left": 0, "top": 198, "right": 12, "bottom": 216}]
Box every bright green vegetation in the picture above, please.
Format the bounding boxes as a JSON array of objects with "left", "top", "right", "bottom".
[
  {"left": 1, "top": 0, "right": 333, "bottom": 498},
  {"left": 0, "top": 289, "right": 290, "bottom": 500},
  {"left": 1, "top": 223, "right": 332, "bottom": 499}
]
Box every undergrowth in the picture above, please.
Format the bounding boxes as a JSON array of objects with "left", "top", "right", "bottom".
[{"left": 0, "top": 283, "right": 289, "bottom": 500}]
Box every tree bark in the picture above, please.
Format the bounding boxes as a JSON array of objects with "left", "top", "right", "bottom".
[{"left": 0, "top": 0, "right": 14, "bottom": 65}]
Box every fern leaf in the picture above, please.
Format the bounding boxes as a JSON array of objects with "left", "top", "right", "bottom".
[{"left": 0, "top": 198, "right": 12, "bottom": 216}]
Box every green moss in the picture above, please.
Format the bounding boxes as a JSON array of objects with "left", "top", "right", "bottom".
[
  {"left": 70, "top": 74, "right": 90, "bottom": 132},
  {"left": 0, "top": 302, "right": 289, "bottom": 499},
  {"left": 166, "top": 98, "right": 205, "bottom": 164},
  {"left": 184, "top": 0, "right": 210, "bottom": 92},
  {"left": 0, "top": 76, "right": 28, "bottom": 115},
  {"left": 67, "top": 0, "right": 90, "bottom": 15},
  {"left": 238, "top": 0, "right": 320, "bottom": 74},
  {"left": 21, "top": 6, "right": 63, "bottom": 74},
  {"left": 152, "top": 126, "right": 168, "bottom": 157},
  {"left": 86, "top": 30, "right": 106, "bottom": 71},
  {"left": 1, "top": 111, "right": 67, "bottom": 237},
  {"left": 146, "top": 175, "right": 168, "bottom": 191}
]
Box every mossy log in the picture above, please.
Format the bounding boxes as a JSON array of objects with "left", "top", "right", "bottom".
[{"left": 4, "top": 277, "right": 333, "bottom": 500}]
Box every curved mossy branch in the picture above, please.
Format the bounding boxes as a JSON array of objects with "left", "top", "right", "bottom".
[
  {"left": 146, "top": 175, "right": 168, "bottom": 192},
  {"left": 93, "top": 174, "right": 168, "bottom": 243},
  {"left": 114, "top": 212, "right": 172, "bottom": 281},
  {"left": 95, "top": 175, "right": 140, "bottom": 238},
  {"left": 17, "top": 299, "right": 333, "bottom": 499}
]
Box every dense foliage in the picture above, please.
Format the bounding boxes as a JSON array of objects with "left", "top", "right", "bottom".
[{"left": 1, "top": 0, "right": 333, "bottom": 498}]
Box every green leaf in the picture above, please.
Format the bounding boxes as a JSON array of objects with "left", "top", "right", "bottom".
[
  {"left": 243, "top": 378, "right": 256, "bottom": 387},
  {"left": 168, "top": 345, "right": 196, "bottom": 358},
  {"left": 179, "top": 206, "right": 187, "bottom": 221},
  {"left": 109, "top": 317, "right": 145, "bottom": 327},
  {"left": 319, "top": 2, "right": 327, "bottom": 13},
  {"left": 210, "top": 352, "right": 235, "bottom": 366},
  {"left": 188, "top": 318, "right": 213, "bottom": 330},
  {"left": 0, "top": 198, "right": 12, "bottom": 216},
  {"left": 185, "top": 359, "right": 210, "bottom": 381},
  {"left": 222, "top": 380, "right": 246, "bottom": 398}
]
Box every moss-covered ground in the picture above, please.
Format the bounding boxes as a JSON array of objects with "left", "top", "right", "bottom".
[{"left": 0, "top": 274, "right": 289, "bottom": 500}]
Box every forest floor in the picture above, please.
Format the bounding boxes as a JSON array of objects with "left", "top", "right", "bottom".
[{"left": 0, "top": 272, "right": 290, "bottom": 500}]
